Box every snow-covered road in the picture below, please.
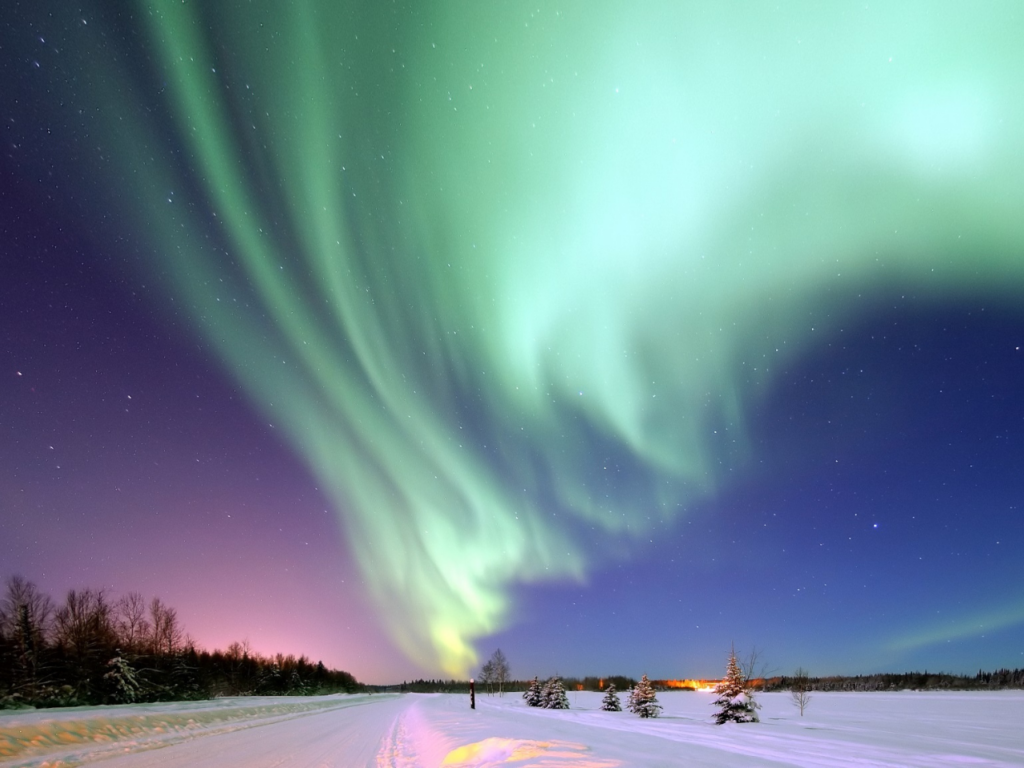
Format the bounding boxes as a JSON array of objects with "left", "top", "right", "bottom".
[{"left": 2, "top": 690, "right": 1023, "bottom": 767}]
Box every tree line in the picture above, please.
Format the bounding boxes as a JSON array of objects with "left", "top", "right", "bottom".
[
  {"left": 387, "top": 674, "right": 638, "bottom": 695},
  {"left": 762, "top": 668, "right": 1024, "bottom": 692},
  {"left": 0, "top": 575, "right": 360, "bottom": 708}
]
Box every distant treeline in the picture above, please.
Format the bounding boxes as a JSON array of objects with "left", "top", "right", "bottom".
[
  {"left": 0, "top": 575, "right": 360, "bottom": 709},
  {"left": 386, "top": 670, "right": 1024, "bottom": 696},
  {"left": 762, "top": 669, "right": 1024, "bottom": 692},
  {"left": 377, "top": 675, "right": 639, "bottom": 694}
]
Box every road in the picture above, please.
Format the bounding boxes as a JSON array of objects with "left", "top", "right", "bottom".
[{"left": 101, "top": 694, "right": 411, "bottom": 768}]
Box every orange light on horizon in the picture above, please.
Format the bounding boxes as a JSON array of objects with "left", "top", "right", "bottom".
[
  {"left": 658, "top": 678, "right": 765, "bottom": 692},
  {"left": 658, "top": 679, "right": 719, "bottom": 692}
]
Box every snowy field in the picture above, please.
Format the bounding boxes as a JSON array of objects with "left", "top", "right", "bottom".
[{"left": 2, "top": 690, "right": 1022, "bottom": 767}]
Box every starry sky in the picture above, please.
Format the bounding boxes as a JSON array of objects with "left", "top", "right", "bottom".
[{"left": 2, "top": 1, "right": 1023, "bottom": 683}]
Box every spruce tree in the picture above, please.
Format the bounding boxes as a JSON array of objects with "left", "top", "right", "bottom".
[
  {"left": 600, "top": 683, "right": 621, "bottom": 712},
  {"left": 712, "top": 646, "right": 760, "bottom": 724},
  {"left": 104, "top": 655, "right": 142, "bottom": 703},
  {"left": 542, "top": 675, "right": 569, "bottom": 709},
  {"left": 523, "top": 676, "right": 543, "bottom": 707},
  {"left": 627, "top": 674, "right": 662, "bottom": 718}
]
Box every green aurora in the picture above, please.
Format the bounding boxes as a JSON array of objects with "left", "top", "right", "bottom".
[{"left": 58, "top": 2, "right": 1024, "bottom": 673}]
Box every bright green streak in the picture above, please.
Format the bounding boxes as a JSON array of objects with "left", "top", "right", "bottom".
[{"left": 88, "top": 2, "right": 1023, "bottom": 674}]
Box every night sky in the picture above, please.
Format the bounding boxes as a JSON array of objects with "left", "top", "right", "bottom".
[{"left": 2, "top": 2, "right": 1023, "bottom": 684}]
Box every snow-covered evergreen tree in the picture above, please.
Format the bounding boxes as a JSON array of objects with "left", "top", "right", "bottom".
[
  {"left": 257, "top": 662, "right": 284, "bottom": 694},
  {"left": 600, "top": 683, "right": 621, "bottom": 712},
  {"left": 104, "top": 655, "right": 142, "bottom": 703},
  {"left": 523, "top": 676, "right": 543, "bottom": 707},
  {"left": 541, "top": 675, "right": 569, "bottom": 709},
  {"left": 712, "top": 646, "right": 760, "bottom": 724},
  {"left": 626, "top": 674, "right": 662, "bottom": 718}
]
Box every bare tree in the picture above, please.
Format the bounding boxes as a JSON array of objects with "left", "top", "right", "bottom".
[
  {"left": 114, "top": 592, "right": 150, "bottom": 653},
  {"left": 479, "top": 657, "right": 495, "bottom": 695},
  {"left": 224, "top": 640, "right": 255, "bottom": 691},
  {"left": 741, "top": 646, "right": 774, "bottom": 692},
  {"left": 149, "top": 597, "right": 183, "bottom": 655},
  {"left": 53, "top": 588, "right": 117, "bottom": 697},
  {"left": 225, "top": 641, "right": 245, "bottom": 661},
  {"left": 53, "top": 589, "right": 115, "bottom": 656},
  {"left": 488, "top": 649, "right": 509, "bottom": 696},
  {"left": 790, "top": 667, "right": 812, "bottom": 716}
]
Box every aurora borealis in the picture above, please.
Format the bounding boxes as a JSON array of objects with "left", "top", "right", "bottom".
[{"left": 3, "top": 2, "right": 1023, "bottom": 681}]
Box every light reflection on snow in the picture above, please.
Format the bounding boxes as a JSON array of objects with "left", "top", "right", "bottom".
[{"left": 441, "top": 737, "right": 620, "bottom": 767}]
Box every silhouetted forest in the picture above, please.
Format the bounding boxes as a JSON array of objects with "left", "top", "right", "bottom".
[
  {"left": 0, "top": 575, "right": 360, "bottom": 708},
  {"left": 377, "top": 675, "right": 638, "bottom": 694},
  {"left": 396, "top": 670, "right": 1024, "bottom": 696},
  {"left": 763, "top": 669, "right": 1024, "bottom": 692}
]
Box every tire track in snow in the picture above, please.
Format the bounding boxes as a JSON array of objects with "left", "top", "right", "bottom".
[{"left": 375, "top": 707, "right": 419, "bottom": 768}]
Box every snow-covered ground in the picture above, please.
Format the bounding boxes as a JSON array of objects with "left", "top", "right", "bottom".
[{"left": 2, "top": 689, "right": 1022, "bottom": 767}]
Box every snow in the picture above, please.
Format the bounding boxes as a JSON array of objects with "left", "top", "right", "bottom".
[{"left": 2, "top": 690, "right": 1022, "bottom": 767}]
